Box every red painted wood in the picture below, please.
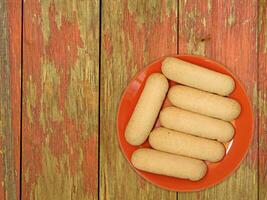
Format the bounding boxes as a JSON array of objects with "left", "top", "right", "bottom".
[
  {"left": 0, "top": 0, "right": 264, "bottom": 199},
  {"left": 0, "top": 0, "right": 21, "bottom": 199},
  {"left": 258, "top": 0, "right": 267, "bottom": 199},
  {"left": 179, "top": 0, "right": 258, "bottom": 199},
  {"left": 7, "top": 1, "right": 22, "bottom": 199},
  {"left": 22, "top": 1, "right": 99, "bottom": 199},
  {"left": 100, "top": 0, "right": 177, "bottom": 199}
]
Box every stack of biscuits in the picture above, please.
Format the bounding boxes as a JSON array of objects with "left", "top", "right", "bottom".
[{"left": 125, "top": 57, "right": 241, "bottom": 181}]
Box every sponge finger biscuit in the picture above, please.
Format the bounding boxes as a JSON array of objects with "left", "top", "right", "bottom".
[
  {"left": 162, "top": 57, "right": 235, "bottom": 96},
  {"left": 159, "top": 106, "right": 234, "bottom": 142},
  {"left": 125, "top": 73, "right": 169, "bottom": 146},
  {"left": 168, "top": 85, "right": 241, "bottom": 121},
  {"left": 131, "top": 148, "right": 207, "bottom": 181},
  {"left": 149, "top": 127, "right": 225, "bottom": 162}
]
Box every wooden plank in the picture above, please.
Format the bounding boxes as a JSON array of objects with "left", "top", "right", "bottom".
[
  {"left": 0, "top": 0, "right": 21, "bottom": 199},
  {"left": 258, "top": 0, "right": 267, "bottom": 199},
  {"left": 22, "top": 0, "right": 99, "bottom": 199},
  {"left": 100, "top": 0, "right": 177, "bottom": 199},
  {"left": 178, "top": 0, "right": 258, "bottom": 199}
]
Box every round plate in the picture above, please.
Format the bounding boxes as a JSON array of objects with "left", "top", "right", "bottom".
[{"left": 117, "top": 55, "right": 254, "bottom": 191}]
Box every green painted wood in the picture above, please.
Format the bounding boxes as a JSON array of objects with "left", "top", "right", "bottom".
[
  {"left": 0, "top": 0, "right": 21, "bottom": 199},
  {"left": 100, "top": 0, "right": 178, "bottom": 199}
]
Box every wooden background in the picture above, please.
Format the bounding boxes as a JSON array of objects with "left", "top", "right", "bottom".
[{"left": 0, "top": 0, "right": 266, "bottom": 199}]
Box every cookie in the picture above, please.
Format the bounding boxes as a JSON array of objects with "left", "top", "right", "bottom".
[
  {"left": 125, "top": 73, "right": 169, "bottom": 146},
  {"left": 149, "top": 127, "right": 225, "bottom": 162},
  {"left": 159, "top": 106, "right": 234, "bottom": 142},
  {"left": 162, "top": 57, "right": 235, "bottom": 96},
  {"left": 168, "top": 85, "right": 241, "bottom": 121},
  {"left": 131, "top": 148, "right": 207, "bottom": 181}
]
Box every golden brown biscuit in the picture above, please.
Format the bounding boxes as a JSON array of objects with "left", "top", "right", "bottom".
[
  {"left": 125, "top": 73, "right": 169, "bottom": 146},
  {"left": 162, "top": 57, "right": 235, "bottom": 96},
  {"left": 168, "top": 85, "right": 241, "bottom": 121},
  {"left": 149, "top": 127, "right": 225, "bottom": 162},
  {"left": 159, "top": 106, "right": 234, "bottom": 142},
  {"left": 131, "top": 148, "right": 207, "bottom": 181}
]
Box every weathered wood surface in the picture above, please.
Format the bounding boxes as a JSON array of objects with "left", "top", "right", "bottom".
[
  {"left": 0, "top": 0, "right": 21, "bottom": 199},
  {"left": 0, "top": 0, "right": 266, "bottom": 199},
  {"left": 259, "top": 0, "right": 267, "bottom": 199},
  {"left": 22, "top": 0, "right": 99, "bottom": 199},
  {"left": 178, "top": 0, "right": 258, "bottom": 200},
  {"left": 100, "top": 0, "right": 177, "bottom": 199}
]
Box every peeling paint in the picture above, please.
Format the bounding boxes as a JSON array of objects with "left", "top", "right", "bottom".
[
  {"left": 82, "top": 136, "right": 97, "bottom": 195},
  {"left": 253, "top": 84, "right": 267, "bottom": 117},
  {"left": 52, "top": 0, "right": 78, "bottom": 23},
  {"left": 123, "top": 6, "right": 146, "bottom": 75},
  {"left": 22, "top": 0, "right": 46, "bottom": 198},
  {"left": 100, "top": 0, "right": 177, "bottom": 199},
  {"left": 188, "top": 35, "right": 205, "bottom": 55},
  {"left": 25, "top": 0, "right": 99, "bottom": 198},
  {"left": 253, "top": 84, "right": 258, "bottom": 107},
  {"left": 0, "top": 1, "right": 17, "bottom": 198},
  {"left": 26, "top": 76, "right": 37, "bottom": 124},
  {"left": 183, "top": 5, "right": 205, "bottom": 55},
  {"left": 179, "top": 0, "right": 184, "bottom": 17},
  {"left": 126, "top": 37, "right": 136, "bottom": 78},
  {"left": 103, "top": 33, "right": 113, "bottom": 57},
  {"left": 166, "top": 0, "right": 173, "bottom": 17},
  {"left": 258, "top": 0, "right": 265, "bottom": 33},
  {"left": 203, "top": 17, "right": 206, "bottom": 27},
  {"left": 127, "top": 1, "right": 144, "bottom": 29},
  {"left": 172, "top": 22, "right": 177, "bottom": 43},
  {"left": 24, "top": 168, "right": 29, "bottom": 184},
  {"left": 259, "top": 90, "right": 267, "bottom": 117},
  {"left": 39, "top": 60, "right": 63, "bottom": 132},
  {"left": 65, "top": 48, "right": 98, "bottom": 138},
  {"left": 227, "top": 0, "right": 236, "bottom": 27},
  {"left": 41, "top": 0, "right": 84, "bottom": 42},
  {"left": 127, "top": 0, "right": 160, "bottom": 29},
  {"left": 258, "top": 0, "right": 267, "bottom": 53},
  {"left": 40, "top": 1, "right": 51, "bottom": 42},
  {"left": 46, "top": 3, "right": 83, "bottom": 69},
  {"left": 227, "top": 11, "right": 235, "bottom": 27},
  {"left": 30, "top": 145, "right": 91, "bottom": 200},
  {"left": 264, "top": 16, "right": 267, "bottom": 53},
  {"left": 76, "top": 1, "right": 99, "bottom": 47},
  {"left": 259, "top": 136, "right": 266, "bottom": 147},
  {"left": 55, "top": 12, "right": 62, "bottom": 29},
  {"left": 208, "top": 0, "right": 212, "bottom": 13}
]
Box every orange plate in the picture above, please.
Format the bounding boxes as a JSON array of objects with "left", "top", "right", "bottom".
[{"left": 117, "top": 55, "right": 254, "bottom": 191}]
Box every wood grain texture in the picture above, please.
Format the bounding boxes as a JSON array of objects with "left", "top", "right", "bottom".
[
  {"left": 0, "top": 0, "right": 263, "bottom": 199},
  {"left": 100, "top": 0, "right": 177, "bottom": 199},
  {"left": 22, "top": 0, "right": 99, "bottom": 199},
  {"left": 178, "top": 0, "right": 258, "bottom": 199},
  {"left": 0, "top": 0, "right": 21, "bottom": 199},
  {"left": 258, "top": 0, "right": 267, "bottom": 199}
]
